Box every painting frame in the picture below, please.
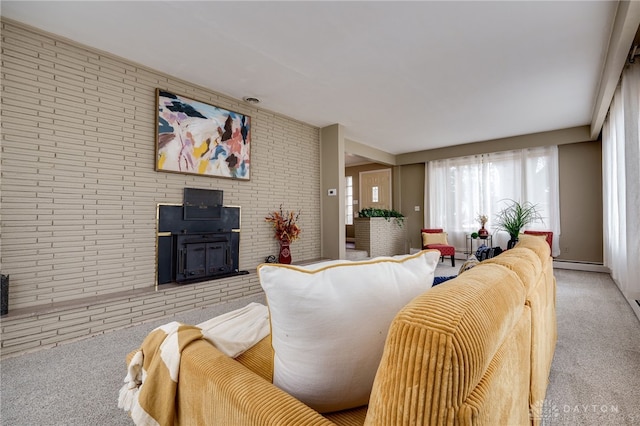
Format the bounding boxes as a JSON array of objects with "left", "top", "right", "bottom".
[{"left": 155, "top": 89, "right": 251, "bottom": 181}]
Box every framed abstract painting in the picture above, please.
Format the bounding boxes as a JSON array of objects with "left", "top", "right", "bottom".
[{"left": 155, "top": 89, "right": 251, "bottom": 180}]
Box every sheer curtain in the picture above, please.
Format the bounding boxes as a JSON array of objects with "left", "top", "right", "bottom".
[
  {"left": 426, "top": 146, "right": 560, "bottom": 256},
  {"left": 602, "top": 61, "right": 640, "bottom": 304}
]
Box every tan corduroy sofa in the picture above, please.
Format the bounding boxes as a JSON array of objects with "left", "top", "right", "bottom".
[{"left": 145, "top": 234, "right": 556, "bottom": 425}]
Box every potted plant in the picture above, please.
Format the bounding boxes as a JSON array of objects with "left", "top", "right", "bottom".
[
  {"left": 494, "top": 199, "right": 543, "bottom": 249},
  {"left": 357, "top": 207, "right": 405, "bottom": 227}
]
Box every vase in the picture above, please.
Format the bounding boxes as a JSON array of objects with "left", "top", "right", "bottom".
[
  {"left": 478, "top": 226, "right": 489, "bottom": 239},
  {"left": 278, "top": 239, "right": 292, "bottom": 264},
  {"left": 507, "top": 234, "right": 519, "bottom": 249}
]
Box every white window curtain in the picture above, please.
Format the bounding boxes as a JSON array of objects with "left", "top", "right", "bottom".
[
  {"left": 602, "top": 61, "right": 640, "bottom": 303},
  {"left": 426, "top": 146, "right": 560, "bottom": 256}
]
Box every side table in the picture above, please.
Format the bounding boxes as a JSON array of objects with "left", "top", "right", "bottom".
[{"left": 465, "top": 234, "right": 493, "bottom": 256}]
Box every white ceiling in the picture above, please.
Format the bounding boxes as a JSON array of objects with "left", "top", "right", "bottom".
[{"left": 1, "top": 1, "right": 619, "bottom": 155}]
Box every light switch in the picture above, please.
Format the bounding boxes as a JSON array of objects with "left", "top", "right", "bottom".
[
  {"left": 328, "top": 189, "right": 337, "bottom": 196},
  {"left": 414, "top": 206, "right": 420, "bottom": 211}
]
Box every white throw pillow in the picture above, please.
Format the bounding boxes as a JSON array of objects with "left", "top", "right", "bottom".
[{"left": 257, "top": 249, "right": 440, "bottom": 413}]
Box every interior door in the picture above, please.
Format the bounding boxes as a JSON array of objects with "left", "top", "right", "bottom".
[{"left": 359, "top": 169, "right": 392, "bottom": 210}]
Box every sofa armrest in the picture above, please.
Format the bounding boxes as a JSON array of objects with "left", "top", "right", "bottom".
[{"left": 176, "top": 338, "right": 336, "bottom": 425}]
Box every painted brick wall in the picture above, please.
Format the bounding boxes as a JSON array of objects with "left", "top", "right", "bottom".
[
  {"left": 0, "top": 19, "right": 321, "bottom": 311},
  {"left": 0, "top": 274, "right": 264, "bottom": 358},
  {"left": 354, "top": 218, "right": 408, "bottom": 257}
]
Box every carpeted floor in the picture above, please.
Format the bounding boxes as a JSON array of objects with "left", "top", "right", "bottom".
[
  {"left": 1, "top": 264, "right": 638, "bottom": 425},
  {"left": 544, "top": 269, "right": 640, "bottom": 425},
  {"left": 0, "top": 294, "right": 267, "bottom": 426}
]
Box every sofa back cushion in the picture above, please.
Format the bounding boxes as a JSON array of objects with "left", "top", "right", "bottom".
[
  {"left": 484, "top": 247, "right": 541, "bottom": 295},
  {"left": 516, "top": 234, "right": 551, "bottom": 263},
  {"left": 366, "top": 263, "right": 527, "bottom": 424},
  {"left": 257, "top": 250, "right": 440, "bottom": 413},
  {"left": 498, "top": 234, "right": 557, "bottom": 411}
]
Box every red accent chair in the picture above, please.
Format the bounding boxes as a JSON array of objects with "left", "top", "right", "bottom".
[
  {"left": 421, "top": 228, "right": 456, "bottom": 267},
  {"left": 523, "top": 230, "right": 554, "bottom": 254}
]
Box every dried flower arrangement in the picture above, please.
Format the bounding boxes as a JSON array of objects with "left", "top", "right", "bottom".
[
  {"left": 265, "top": 205, "right": 301, "bottom": 242},
  {"left": 476, "top": 214, "right": 489, "bottom": 227}
]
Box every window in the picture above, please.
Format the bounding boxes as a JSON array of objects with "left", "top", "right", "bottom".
[
  {"left": 345, "top": 176, "right": 353, "bottom": 225},
  {"left": 427, "top": 146, "right": 560, "bottom": 256}
]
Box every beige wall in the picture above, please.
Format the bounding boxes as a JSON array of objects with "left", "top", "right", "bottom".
[
  {"left": 557, "top": 141, "right": 603, "bottom": 262},
  {"left": 0, "top": 20, "right": 322, "bottom": 310},
  {"left": 397, "top": 138, "right": 604, "bottom": 263},
  {"left": 320, "top": 124, "right": 345, "bottom": 260},
  {"left": 397, "top": 163, "right": 426, "bottom": 250}
]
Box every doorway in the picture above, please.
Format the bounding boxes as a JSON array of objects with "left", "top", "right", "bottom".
[{"left": 359, "top": 169, "right": 392, "bottom": 210}]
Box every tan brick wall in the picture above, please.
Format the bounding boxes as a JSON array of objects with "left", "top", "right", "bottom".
[
  {"left": 0, "top": 19, "right": 320, "bottom": 353},
  {"left": 354, "top": 217, "right": 408, "bottom": 258},
  {"left": 0, "top": 272, "right": 263, "bottom": 358}
]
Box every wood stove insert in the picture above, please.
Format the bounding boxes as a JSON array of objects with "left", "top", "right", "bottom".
[{"left": 156, "top": 189, "right": 246, "bottom": 285}]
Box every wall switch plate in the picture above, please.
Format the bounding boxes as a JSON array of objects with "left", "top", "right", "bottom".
[
  {"left": 414, "top": 206, "right": 421, "bottom": 211},
  {"left": 328, "top": 189, "right": 337, "bottom": 196}
]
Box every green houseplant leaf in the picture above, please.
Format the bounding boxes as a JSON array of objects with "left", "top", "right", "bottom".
[
  {"left": 494, "top": 199, "right": 543, "bottom": 238},
  {"left": 357, "top": 207, "right": 405, "bottom": 227}
]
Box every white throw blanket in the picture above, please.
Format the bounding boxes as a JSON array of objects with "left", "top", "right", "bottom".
[{"left": 118, "top": 302, "right": 270, "bottom": 425}]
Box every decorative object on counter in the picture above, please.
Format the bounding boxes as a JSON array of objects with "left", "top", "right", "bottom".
[
  {"left": 357, "top": 207, "right": 405, "bottom": 227},
  {"left": 476, "top": 214, "right": 490, "bottom": 239},
  {"left": 278, "top": 239, "right": 291, "bottom": 264},
  {"left": 265, "top": 205, "right": 301, "bottom": 264},
  {"left": 494, "top": 199, "right": 543, "bottom": 249}
]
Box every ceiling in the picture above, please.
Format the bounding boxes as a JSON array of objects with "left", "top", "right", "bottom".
[{"left": 1, "top": 1, "right": 621, "bottom": 156}]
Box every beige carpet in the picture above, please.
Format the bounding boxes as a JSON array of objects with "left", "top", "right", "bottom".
[{"left": 1, "top": 267, "right": 638, "bottom": 425}]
